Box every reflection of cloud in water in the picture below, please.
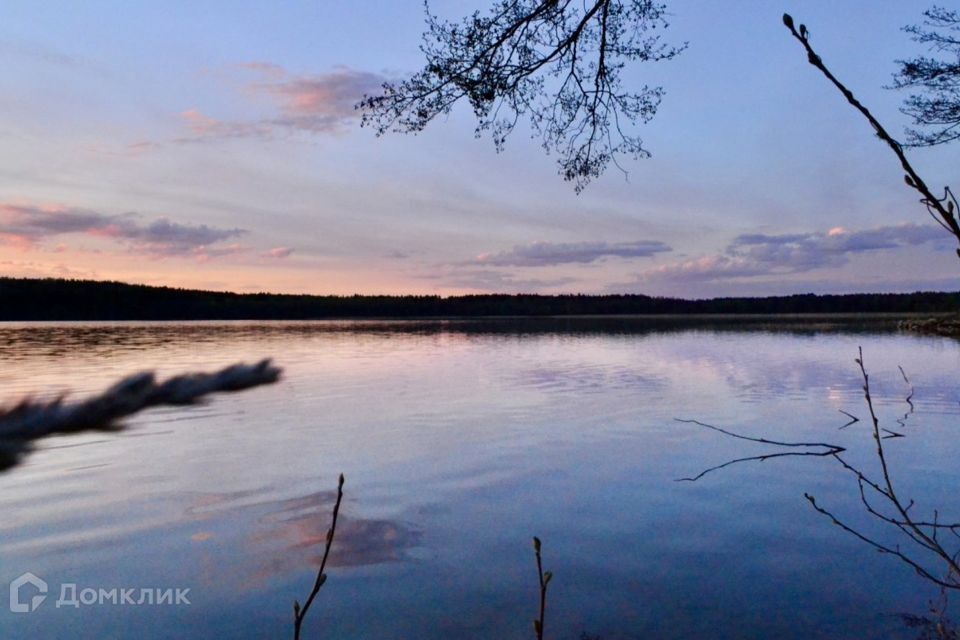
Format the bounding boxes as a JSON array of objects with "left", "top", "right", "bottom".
[
  {"left": 514, "top": 362, "right": 668, "bottom": 396},
  {"left": 254, "top": 491, "right": 421, "bottom": 569},
  {"left": 645, "top": 334, "right": 938, "bottom": 406},
  {"left": 185, "top": 488, "right": 421, "bottom": 585}
]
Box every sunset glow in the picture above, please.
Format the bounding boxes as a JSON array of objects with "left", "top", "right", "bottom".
[{"left": 2, "top": 1, "right": 958, "bottom": 296}]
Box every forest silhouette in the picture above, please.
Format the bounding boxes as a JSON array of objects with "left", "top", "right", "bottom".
[{"left": 1, "top": 277, "right": 958, "bottom": 320}]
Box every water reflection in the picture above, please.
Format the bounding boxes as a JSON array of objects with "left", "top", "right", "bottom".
[
  {"left": 0, "top": 313, "right": 920, "bottom": 359},
  {"left": 675, "top": 349, "right": 960, "bottom": 640},
  {"left": 186, "top": 488, "right": 421, "bottom": 578},
  {"left": 0, "top": 319, "right": 957, "bottom": 639}
]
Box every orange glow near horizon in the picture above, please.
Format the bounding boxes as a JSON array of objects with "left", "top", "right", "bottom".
[{"left": 0, "top": 245, "right": 478, "bottom": 296}]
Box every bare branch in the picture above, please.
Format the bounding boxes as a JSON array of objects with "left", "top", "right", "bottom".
[
  {"left": 674, "top": 418, "right": 846, "bottom": 482},
  {"left": 679, "top": 340, "right": 960, "bottom": 591},
  {"left": 805, "top": 493, "right": 959, "bottom": 590},
  {"left": 0, "top": 360, "right": 282, "bottom": 471},
  {"left": 782, "top": 13, "right": 960, "bottom": 258}
]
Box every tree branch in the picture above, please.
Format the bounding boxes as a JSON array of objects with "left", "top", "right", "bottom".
[{"left": 783, "top": 13, "right": 960, "bottom": 257}]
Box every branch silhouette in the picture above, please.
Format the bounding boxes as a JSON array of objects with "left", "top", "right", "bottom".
[
  {"left": 783, "top": 13, "right": 960, "bottom": 258},
  {"left": 680, "top": 347, "right": 960, "bottom": 594},
  {"left": 891, "top": 7, "right": 960, "bottom": 148},
  {"left": 532, "top": 536, "right": 552, "bottom": 640},
  {"left": 359, "top": 0, "right": 685, "bottom": 191},
  {"left": 294, "top": 473, "right": 345, "bottom": 640},
  {"left": 673, "top": 419, "right": 845, "bottom": 482},
  {"left": 0, "top": 359, "right": 281, "bottom": 471}
]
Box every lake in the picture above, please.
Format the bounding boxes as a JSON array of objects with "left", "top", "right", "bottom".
[{"left": 1, "top": 319, "right": 958, "bottom": 639}]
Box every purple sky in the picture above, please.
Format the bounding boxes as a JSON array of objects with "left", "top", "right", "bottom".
[{"left": 1, "top": 0, "right": 958, "bottom": 296}]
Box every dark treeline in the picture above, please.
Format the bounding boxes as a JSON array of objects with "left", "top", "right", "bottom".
[{"left": 1, "top": 277, "right": 959, "bottom": 321}]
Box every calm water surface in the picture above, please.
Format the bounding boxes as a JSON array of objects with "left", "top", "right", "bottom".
[{"left": 1, "top": 319, "right": 958, "bottom": 639}]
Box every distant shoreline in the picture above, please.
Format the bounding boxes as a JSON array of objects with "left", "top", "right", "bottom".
[{"left": 1, "top": 277, "right": 959, "bottom": 321}]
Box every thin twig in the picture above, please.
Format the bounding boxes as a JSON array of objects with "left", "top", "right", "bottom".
[
  {"left": 895, "top": 364, "right": 916, "bottom": 431},
  {"left": 674, "top": 418, "right": 845, "bottom": 481},
  {"left": 805, "top": 493, "right": 959, "bottom": 590},
  {"left": 674, "top": 418, "right": 845, "bottom": 451},
  {"left": 899, "top": 366, "right": 915, "bottom": 409},
  {"left": 294, "top": 473, "right": 345, "bottom": 640},
  {"left": 838, "top": 409, "right": 860, "bottom": 429},
  {"left": 532, "top": 536, "right": 551, "bottom": 640}
]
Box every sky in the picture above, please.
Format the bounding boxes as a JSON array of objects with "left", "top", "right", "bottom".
[{"left": 1, "top": 0, "right": 959, "bottom": 297}]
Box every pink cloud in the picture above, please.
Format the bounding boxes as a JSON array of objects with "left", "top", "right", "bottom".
[
  {"left": 634, "top": 222, "right": 948, "bottom": 286},
  {"left": 194, "top": 243, "right": 251, "bottom": 263},
  {"left": 128, "top": 140, "right": 157, "bottom": 151},
  {"left": 0, "top": 232, "right": 33, "bottom": 250},
  {"left": 641, "top": 255, "right": 766, "bottom": 283},
  {"left": 171, "top": 66, "right": 389, "bottom": 143},
  {"left": 182, "top": 108, "right": 220, "bottom": 136},
  {"left": 0, "top": 202, "right": 247, "bottom": 259},
  {"left": 0, "top": 258, "right": 98, "bottom": 279},
  {"left": 0, "top": 203, "right": 108, "bottom": 247},
  {"left": 178, "top": 109, "right": 270, "bottom": 141},
  {"left": 238, "top": 61, "right": 285, "bottom": 77},
  {"left": 260, "top": 67, "right": 386, "bottom": 133},
  {"left": 262, "top": 247, "right": 293, "bottom": 259}
]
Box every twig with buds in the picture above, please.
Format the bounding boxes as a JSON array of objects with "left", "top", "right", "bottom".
[
  {"left": 532, "top": 536, "right": 553, "bottom": 640},
  {"left": 782, "top": 13, "right": 960, "bottom": 258},
  {"left": 294, "top": 473, "right": 345, "bottom": 640}
]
